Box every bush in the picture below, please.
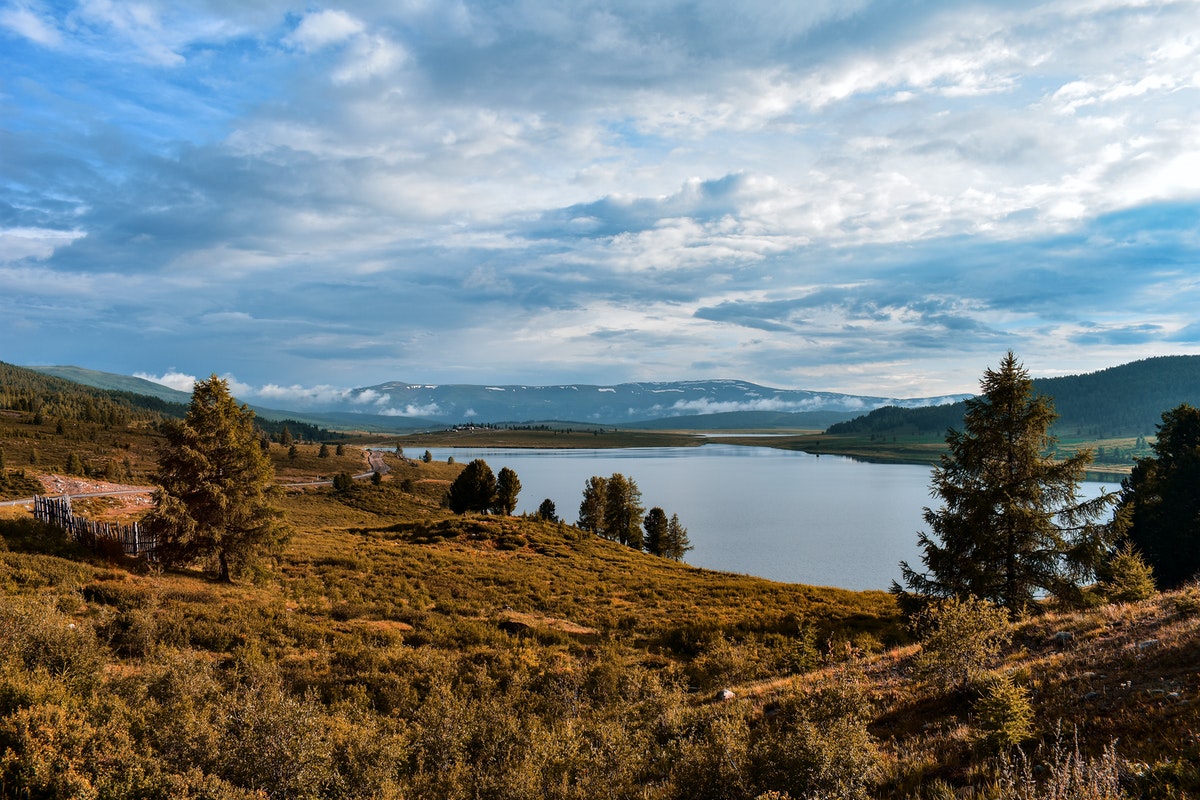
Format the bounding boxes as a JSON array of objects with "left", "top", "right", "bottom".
[
  {"left": 912, "top": 596, "right": 1011, "bottom": 693},
  {"left": 0, "top": 596, "right": 106, "bottom": 689},
  {"left": 747, "top": 671, "right": 879, "bottom": 800}
]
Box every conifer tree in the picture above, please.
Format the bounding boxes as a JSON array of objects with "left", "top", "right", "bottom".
[
  {"left": 492, "top": 466, "right": 521, "bottom": 515},
  {"left": 897, "top": 353, "right": 1116, "bottom": 615},
  {"left": 537, "top": 498, "right": 558, "bottom": 523},
  {"left": 577, "top": 475, "right": 607, "bottom": 533},
  {"left": 144, "top": 375, "right": 287, "bottom": 582},
  {"left": 604, "top": 473, "right": 644, "bottom": 549},
  {"left": 318, "top": 443, "right": 330, "bottom": 458},
  {"left": 446, "top": 458, "right": 496, "bottom": 514},
  {"left": 644, "top": 507, "right": 669, "bottom": 556},
  {"left": 666, "top": 513, "right": 693, "bottom": 561},
  {"left": 1116, "top": 403, "right": 1200, "bottom": 588}
]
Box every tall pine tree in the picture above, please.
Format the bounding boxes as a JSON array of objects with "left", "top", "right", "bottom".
[
  {"left": 604, "top": 473, "right": 644, "bottom": 549},
  {"left": 145, "top": 376, "right": 287, "bottom": 582},
  {"left": 896, "top": 353, "right": 1116, "bottom": 615},
  {"left": 577, "top": 475, "right": 608, "bottom": 533},
  {"left": 643, "top": 507, "right": 669, "bottom": 556}
]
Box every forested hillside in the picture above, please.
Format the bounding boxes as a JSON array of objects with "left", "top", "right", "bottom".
[
  {"left": 0, "top": 361, "right": 185, "bottom": 425},
  {"left": 828, "top": 355, "right": 1200, "bottom": 439}
]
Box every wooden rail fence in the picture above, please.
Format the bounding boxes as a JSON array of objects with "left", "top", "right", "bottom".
[{"left": 33, "top": 495, "right": 160, "bottom": 561}]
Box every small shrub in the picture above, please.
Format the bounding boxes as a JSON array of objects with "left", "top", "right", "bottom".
[
  {"left": 912, "top": 596, "right": 1011, "bottom": 693},
  {"left": 973, "top": 671, "right": 1034, "bottom": 750},
  {"left": 1173, "top": 584, "right": 1200, "bottom": 618}
]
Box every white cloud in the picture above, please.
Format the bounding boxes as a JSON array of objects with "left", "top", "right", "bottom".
[
  {"left": 0, "top": 228, "right": 85, "bottom": 262},
  {"left": 0, "top": 4, "right": 62, "bottom": 46},
  {"left": 380, "top": 402, "right": 443, "bottom": 417},
  {"left": 134, "top": 370, "right": 198, "bottom": 392},
  {"left": 332, "top": 34, "right": 407, "bottom": 84},
  {"left": 286, "top": 9, "right": 365, "bottom": 52}
]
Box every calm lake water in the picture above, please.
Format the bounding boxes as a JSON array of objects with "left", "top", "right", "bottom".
[{"left": 410, "top": 444, "right": 1116, "bottom": 592}]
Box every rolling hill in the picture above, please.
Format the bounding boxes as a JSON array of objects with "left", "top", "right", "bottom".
[{"left": 826, "top": 354, "right": 1200, "bottom": 439}]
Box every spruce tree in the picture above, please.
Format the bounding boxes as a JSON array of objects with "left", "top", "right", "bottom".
[
  {"left": 492, "top": 466, "right": 521, "bottom": 515},
  {"left": 577, "top": 475, "right": 607, "bottom": 533},
  {"left": 1117, "top": 404, "right": 1200, "bottom": 588},
  {"left": 604, "top": 473, "right": 644, "bottom": 549},
  {"left": 445, "top": 458, "right": 496, "bottom": 514},
  {"left": 643, "top": 507, "right": 669, "bottom": 556},
  {"left": 144, "top": 375, "right": 287, "bottom": 582},
  {"left": 897, "top": 353, "right": 1117, "bottom": 615},
  {"left": 666, "top": 513, "right": 693, "bottom": 561}
]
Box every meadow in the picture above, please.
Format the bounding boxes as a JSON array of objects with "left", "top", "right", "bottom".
[{"left": 2, "top": 404, "right": 1199, "bottom": 797}]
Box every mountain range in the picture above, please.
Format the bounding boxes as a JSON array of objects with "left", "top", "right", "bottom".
[{"left": 23, "top": 355, "right": 1200, "bottom": 436}]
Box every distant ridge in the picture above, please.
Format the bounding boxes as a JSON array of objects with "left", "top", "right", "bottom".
[
  {"left": 346, "top": 379, "right": 969, "bottom": 426},
  {"left": 28, "top": 365, "right": 194, "bottom": 404},
  {"left": 826, "top": 355, "right": 1200, "bottom": 439},
  {"left": 23, "top": 356, "right": 1198, "bottom": 434}
]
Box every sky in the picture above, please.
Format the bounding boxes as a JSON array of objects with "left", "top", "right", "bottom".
[{"left": 2, "top": 0, "right": 1200, "bottom": 408}]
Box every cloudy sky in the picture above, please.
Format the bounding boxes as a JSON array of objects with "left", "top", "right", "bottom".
[{"left": 3, "top": 0, "right": 1199, "bottom": 404}]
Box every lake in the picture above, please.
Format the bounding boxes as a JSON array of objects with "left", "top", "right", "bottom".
[{"left": 408, "top": 444, "right": 1117, "bottom": 592}]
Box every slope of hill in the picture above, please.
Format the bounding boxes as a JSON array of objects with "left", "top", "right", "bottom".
[
  {"left": 22, "top": 365, "right": 434, "bottom": 433},
  {"left": 828, "top": 354, "right": 1200, "bottom": 439},
  {"left": 3, "top": 455, "right": 1200, "bottom": 798},
  {"left": 0, "top": 361, "right": 186, "bottom": 424},
  {"left": 27, "top": 364, "right": 195, "bottom": 404}
]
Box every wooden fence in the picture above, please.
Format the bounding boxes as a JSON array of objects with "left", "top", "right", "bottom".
[{"left": 33, "top": 495, "right": 160, "bottom": 561}]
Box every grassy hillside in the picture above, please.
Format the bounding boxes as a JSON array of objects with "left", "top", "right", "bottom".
[
  {"left": 828, "top": 354, "right": 1200, "bottom": 441},
  {"left": 4, "top": 369, "right": 1200, "bottom": 796},
  {"left": 26, "top": 364, "right": 195, "bottom": 404},
  {"left": 3, "top": 433, "right": 1200, "bottom": 796}
]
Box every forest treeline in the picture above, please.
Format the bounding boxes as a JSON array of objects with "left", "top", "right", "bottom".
[
  {"left": 0, "top": 362, "right": 343, "bottom": 445},
  {"left": 827, "top": 354, "right": 1200, "bottom": 439},
  {"left": 0, "top": 361, "right": 187, "bottom": 426}
]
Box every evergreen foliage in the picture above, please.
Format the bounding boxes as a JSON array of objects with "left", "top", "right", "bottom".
[
  {"left": 1117, "top": 403, "right": 1200, "bottom": 588},
  {"left": 644, "top": 507, "right": 669, "bottom": 556},
  {"left": 897, "top": 353, "right": 1117, "bottom": 614},
  {"left": 332, "top": 472, "right": 355, "bottom": 493},
  {"left": 1097, "top": 542, "right": 1157, "bottom": 603},
  {"left": 536, "top": 498, "right": 558, "bottom": 523},
  {"left": 445, "top": 458, "right": 497, "bottom": 514},
  {"left": 577, "top": 475, "right": 607, "bottom": 533},
  {"left": 318, "top": 443, "right": 330, "bottom": 458},
  {"left": 974, "top": 671, "right": 1035, "bottom": 750},
  {"left": 603, "top": 473, "right": 644, "bottom": 549},
  {"left": 492, "top": 466, "right": 521, "bottom": 515},
  {"left": 0, "top": 361, "right": 183, "bottom": 426},
  {"left": 143, "top": 376, "right": 288, "bottom": 582},
  {"left": 666, "top": 513, "right": 693, "bottom": 562}
]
